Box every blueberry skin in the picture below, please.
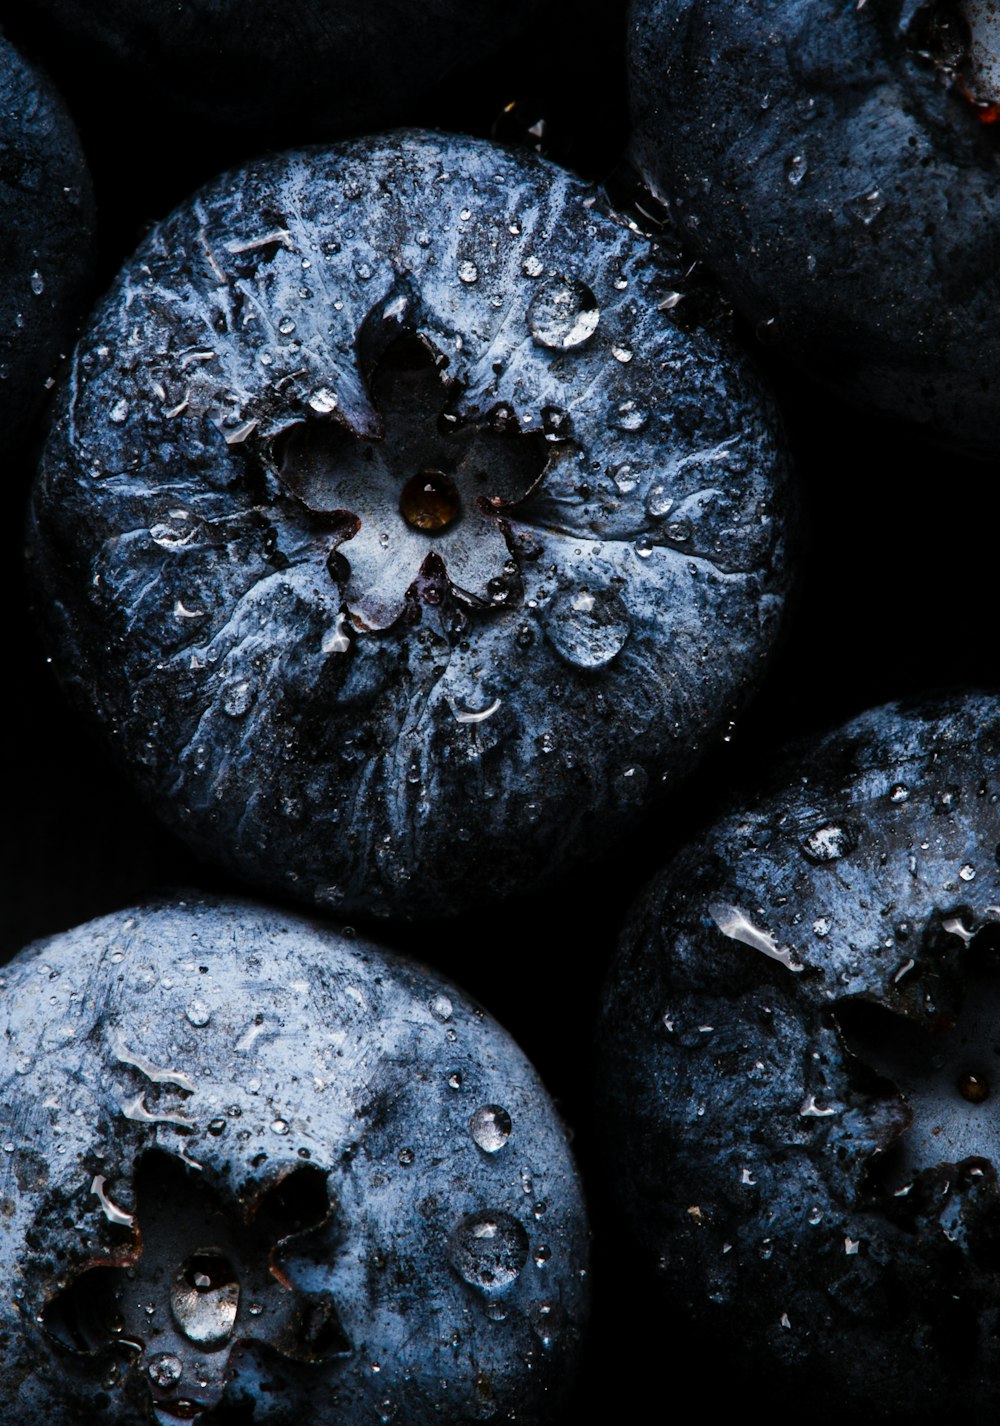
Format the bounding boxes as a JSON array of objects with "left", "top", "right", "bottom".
[
  {"left": 0, "top": 32, "right": 94, "bottom": 449},
  {"left": 13, "top": 0, "right": 538, "bottom": 138},
  {"left": 0, "top": 895, "right": 588, "bottom": 1422},
  {"left": 629, "top": 0, "right": 1000, "bottom": 454},
  {"left": 598, "top": 691, "right": 1000, "bottom": 1419},
  {"left": 29, "top": 130, "right": 792, "bottom": 922}
]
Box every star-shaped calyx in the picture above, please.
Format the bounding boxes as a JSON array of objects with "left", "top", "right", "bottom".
[
  {"left": 42, "top": 1151, "right": 350, "bottom": 1421},
  {"left": 275, "top": 320, "right": 548, "bottom": 631},
  {"left": 837, "top": 916, "right": 1000, "bottom": 1204}
]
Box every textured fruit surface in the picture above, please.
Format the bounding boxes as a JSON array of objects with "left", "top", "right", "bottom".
[
  {"left": 0, "top": 896, "right": 588, "bottom": 1422},
  {"left": 598, "top": 691, "right": 1000, "bottom": 1419},
  {"left": 30, "top": 129, "right": 793, "bottom": 921},
  {"left": 629, "top": 0, "right": 1000, "bottom": 453},
  {"left": 0, "top": 32, "right": 94, "bottom": 448}
]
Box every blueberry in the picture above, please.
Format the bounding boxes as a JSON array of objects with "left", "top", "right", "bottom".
[
  {"left": 0, "top": 32, "right": 94, "bottom": 449},
  {"left": 629, "top": 0, "right": 1000, "bottom": 453},
  {"left": 0, "top": 895, "right": 588, "bottom": 1422},
  {"left": 10, "top": 0, "right": 539, "bottom": 140},
  {"left": 28, "top": 130, "right": 793, "bottom": 921},
  {"left": 598, "top": 691, "right": 1000, "bottom": 1418}
]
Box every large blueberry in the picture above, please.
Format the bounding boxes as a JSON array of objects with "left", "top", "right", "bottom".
[
  {"left": 0, "top": 31, "right": 94, "bottom": 449},
  {"left": 597, "top": 691, "right": 1000, "bottom": 1417},
  {"left": 0, "top": 896, "right": 588, "bottom": 1422},
  {"left": 629, "top": 0, "right": 1000, "bottom": 453},
  {"left": 9, "top": 0, "right": 538, "bottom": 140},
  {"left": 29, "top": 131, "right": 793, "bottom": 921}
]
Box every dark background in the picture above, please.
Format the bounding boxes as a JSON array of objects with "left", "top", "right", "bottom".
[{"left": 1, "top": 0, "right": 995, "bottom": 1416}]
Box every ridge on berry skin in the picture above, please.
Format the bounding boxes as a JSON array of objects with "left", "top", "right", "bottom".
[
  {"left": 0, "top": 896, "right": 589, "bottom": 1423},
  {"left": 29, "top": 129, "right": 794, "bottom": 921},
  {"left": 598, "top": 690, "right": 1000, "bottom": 1421},
  {"left": 629, "top": 0, "right": 1000, "bottom": 454}
]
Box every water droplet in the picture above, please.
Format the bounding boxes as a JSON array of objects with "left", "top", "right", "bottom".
[
  {"left": 634, "top": 535, "right": 654, "bottom": 559},
  {"left": 612, "top": 463, "right": 638, "bottom": 494},
  {"left": 278, "top": 317, "right": 296, "bottom": 335},
  {"left": 611, "top": 345, "right": 633, "bottom": 363},
  {"left": 785, "top": 154, "right": 808, "bottom": 187},
  {"left": 147, "top": 1353, "right": 183, "bottom": 1389},
  {"left": 222, "top": 680, "right": 254, "bottom": 718},
  {"left": 845, "top": 183, "right": 887, "bottom": 226},
  {"left": 890, "top": 783, "right": 909, "bottom": 803},
  {"left": 271, "top": 1118, "right": 289, "bottom": 1135},
  {"left": 400, "top": 469, "right": 460, "bottom": 531},
  {"left": 533, "top": 1244, "right": 552, "bottom": 1266},
  {"left": 470, "top": 1105, "right": 512, "bottom": 1153},
  {"left": 429, "top": 993, "right": 453, "bottom": 1022},
  {"left": 30, "top": 270, "right": 44, "bottom": 296},
  {"left": 522, "top": 255, "right": 544, "bottom": 278},
  {"left": 710, "top": 903, "right": 804, "bottom": 973},
  {"left": 398, "top": 1147, "right": 415, "bottom": 1166},
  {"left": 322, "top": 613, "right": 351, "bottom": 655},
  {"left": 448, "top": 1213, "right": 528, "bottom": 1293},
  {"left": 308, "top": 387, "right": 338, "bottom": 414},
  {"left": 458, "top": 260, "right": 479, "bottom": 285},
  {"left": 448, "top": 1072, "right": 463, "bottom": 1090},
  {"left": 527, "top": 275, "right": 600, "bottom": 350},
  {"left": 800, "top": 822, "right": 856, "bottom": 864},
  {"left": 541, "top": 585, "right": 630, "bottom": 669},
  {"left": 960, "top": 1071, "right": 989, "bottom": 1103},
  {"left": 171, "top": 1253, "right": 239, "bottom": 1347},
  {"left": 647, "top": 485, "right": 674, "bottom": 519},
  {"left": 110, "top": 398, "right": 130, "bottom": 424},
  {"left": 185, "top": 999, "right": 211, "bottom": 1028},
  {"left": 960, "top": 863, "right": 976, "bottom": 882},
  {"left": 612, "top": 400, "right": 649, "bottom": 432}
]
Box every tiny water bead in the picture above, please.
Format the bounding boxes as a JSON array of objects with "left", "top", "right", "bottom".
[
  {"left": 399, "top": 470, "right": 461, "bottom": 532},
  {"left": 959, "top": 1070, "right": 990, "bottom": 1103}
]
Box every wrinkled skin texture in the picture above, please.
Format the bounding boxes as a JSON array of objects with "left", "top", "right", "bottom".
[
  {"left": 629, "top": 0, "right": 1000, "bottom": 453},
  {"left": 30, "top": 132, "right": 792, "bottom": 921},
  {"left": 0, "top": 897, "right": 588, "bottom": 1422},
  {"left": 0, "top": 32, "right": 94, "bottom": 448},
  {"left": 598, "top": 692, "right": 1000, "bottom": 1420},
  {"left": 10, "top": 0, "right": 538, "bottom": 136}
]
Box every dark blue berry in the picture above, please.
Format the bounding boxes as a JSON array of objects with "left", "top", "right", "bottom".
[
  {"left": 0, "top": 896, "right": 588, "bottom": 1422},
  {"left": 598, "top": 691, "right": 1000, "bottom": 1419}
]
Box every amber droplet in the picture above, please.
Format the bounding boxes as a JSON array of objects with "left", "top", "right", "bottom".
[
  {"left": 959, "top": 1071, "right": 990, "bottom": 1104},
  {"left": 399, "top": 469, "right": 460, "bottom": 532}
]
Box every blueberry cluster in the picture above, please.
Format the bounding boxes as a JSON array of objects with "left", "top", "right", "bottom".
[{"left": 4, "top": 3, "right": 1000, "bottom": 1422}]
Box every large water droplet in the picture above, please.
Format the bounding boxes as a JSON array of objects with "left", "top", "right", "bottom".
[
  {"left": 470, "top": 1105, "right": 512, "bottom": 1153},
  {"left": 540, "top": 586, "right": 630, "bottom": 668},
  {"left": 170, "top": 1253, "right": 239, "bottom": 1347},
  {"left": 147, "top": 1353, "right": 183, "bottom": 1389},
  {"left": 800, "top": 822, "right": 856, "bottom": 864},
  {"left": 400, "top": 470, "right": 460, "bottom": 531},
  {"left": 448, "top": 1213, "right": 528, "bottom": 1293},
  {"left": 527, "top": 276, "right": 599, "bottom": 351},
  {"left": 785, "top": 154, "right": 808, "bottom": 187}
]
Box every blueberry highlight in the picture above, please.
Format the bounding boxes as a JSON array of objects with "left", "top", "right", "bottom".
[{"left": 29, "top": 130, "right": 793, "bottom": 921}]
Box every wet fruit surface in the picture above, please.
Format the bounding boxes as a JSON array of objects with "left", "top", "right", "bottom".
[
  {"left": 29, "top": 129, "right": 793, "bottom": 922},
  {"left": 0, "top": 897, "right": 588, "bottom": 1422},
  {"left": 598, "top": 692, "right": 1000, "bottom": 1420}
]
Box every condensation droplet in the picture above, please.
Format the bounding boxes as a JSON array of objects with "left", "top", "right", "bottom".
[
  {"left": 185, "top": 999, "right": 211, "bottom": 1028},
  {"left": 800, "top": 822, "right": 856, "bottom": 864},
  {"left": 110, "top": 398, "right": 130, "bottom": 424},
  {"left": 147, "top": 1353, "right": 183, "bottom": 1389},
  {"left": 222, "top": 680, "right": 254, "bottom": 718},
  {"left": 785, "top": 154, "right": 808, "bottom": 187},
  {"left": 429, "top": 993, "right": 453, "bottom": 1022},
  {"left": 541, "top": 586, "right": 630, "bottom": 669},
  {"left": 845, "top": 183, "right": 887, "bottom": 226},
  {"left": 470, "top": 1105, "right": 512, "bottom": 1153},
  {"left": 647, "top": 485, "right": 674, "bottom": 519},
  {"left": 527, "top": 275, "right": 600, "bottom": 350},
  {"left": 308, "top": 387, "right": 338, "bottom": 414},
  {"left": 448, "top": 1213, "right": 528, "bottom": 1293},
  {"left": 458, "top": 260, "right": 479, "bottom": 285}
]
